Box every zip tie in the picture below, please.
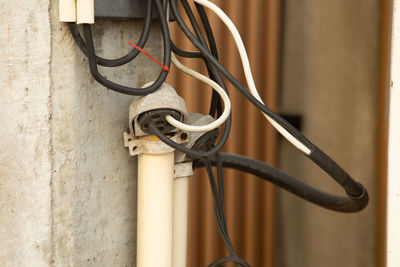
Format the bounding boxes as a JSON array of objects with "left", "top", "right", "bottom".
[{"left": 128, "top": 41, "right": 170, "bottom": 72}]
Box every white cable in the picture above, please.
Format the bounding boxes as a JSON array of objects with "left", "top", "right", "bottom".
[
  {"left": 165, "top": 4, "right": 231, "bottom": 133},
  {"left": 165, "top": 53, "right": 231, "bottom": 132},
  {"left": 192, "top": 0, "right": 311, "bottom": 155}
]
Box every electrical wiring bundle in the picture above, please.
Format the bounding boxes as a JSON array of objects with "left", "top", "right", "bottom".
[{"left": 66, "top": 0, "right": 369, "bottom": 266}]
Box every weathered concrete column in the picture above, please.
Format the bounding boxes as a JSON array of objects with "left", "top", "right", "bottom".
[
  {"left": 0, "top": 1, "right": 161, "bottom": 265},
  {"left": 0, "top": 0, "right": 52, "bottom": 265}
]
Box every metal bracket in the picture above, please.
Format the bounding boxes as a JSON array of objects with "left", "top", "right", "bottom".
[
  {"left": 124, "top": 130, "right": 189, "bottom": 156},
  {"left": 130, "top": 83, "right": 187, "bottom": 137},
  {"left": 174, "top": 113, "right": 218, "bottom": 163},
  {"left": 174, "top": 162, "right": 194, "bottom": 178}
]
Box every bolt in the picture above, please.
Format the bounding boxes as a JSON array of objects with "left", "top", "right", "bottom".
[{"left": 180, "top": 132, "right": 188, "bottom": 141}]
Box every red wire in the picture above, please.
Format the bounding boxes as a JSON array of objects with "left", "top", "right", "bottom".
[{"left": 128, "top": 41, "right": 170, "bottom": 72}]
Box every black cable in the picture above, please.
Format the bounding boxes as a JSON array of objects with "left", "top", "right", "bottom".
[
  {"left": 194, "top": 3, "right": 223, "bottom": 116},
  {"left": 164, "top": 7, "right": 247, "bottom": 263},
  {"left": 203, "top": 158, "right": 235, "bottom": 254},
  {"left": 151, "top": 2, "right": 242, "bottom": 247},
  {"left": 195, "top": 4, "right": 219, "bottom": 59},
  {"left": 162, "top": 0, "right": 168, "bottom": 11},
  {"left": 175, "top": 6, "right": 239, "bottom": 254},
  {"left": 194, "top": 153, "right": 368, "bottom": 213},
  {"left": 168, "top": 0, "right": 365, "bottom": 199},
  {"left": 82, "top": 0, "right": 171, "bottom": 95},
  {"left": 177, "top": 0, "right": 224, "bottom": 117},
  {"left": 215, "top": 153, "right": 231, "bottom": 249},
  {"left": 203, "top": 158, "right": 251, "bottom": 267},
  {"left": 181, "top": 0, "right": 223, "bottom": 117},
  {"left": 149, "top": 122, "right": 231, "bottom": 159},
  {"left": 180, "top": 0, "right": 209, "bottom": 49},
  {"left": 66, "top": 2, "right": 369, "bottom": 266},
  {"left": 171, "top": 41, "right": 203, "bottom": 58},
  {"left": 207, "top": 256, "right": 250, "bottom": 267},
  {"left": 150, "top": 1, "right": 232, "bottom": 158},
  {"left": 68, "top": 0, "right": 153, "bottom": 67},
  {"left": 169, "top": 0, "right": 313, "bottom": 147}
]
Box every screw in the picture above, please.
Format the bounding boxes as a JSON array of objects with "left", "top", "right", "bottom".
[{"left": 180, "top": 132, "right": 188, "bottom": 141}]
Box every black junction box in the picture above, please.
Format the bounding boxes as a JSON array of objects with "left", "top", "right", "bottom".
[{"left": 94, "top": 0, "right": 176, "bottom": 20}]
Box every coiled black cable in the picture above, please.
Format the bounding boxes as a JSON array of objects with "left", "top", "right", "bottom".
[
  {"left": 194, "top": 153, "right": 368, "bottom": 213},
  {"left": 168, "top": 0, "right": 366, "bottom": 200},
  {"left": 169, "top": 0, "right": 313, "bottom": 148},
  {"left": 68, "top": 0, "right": 153, "bottom": 67},
  {"left": 66, "top": 0, "right": 368, "bottom": 211},
  {"left": 66, "top": 0, "right": 370, "bottom": 265},
  {"left": 81, "top": 0, "right": 171, "bottom": 95}
]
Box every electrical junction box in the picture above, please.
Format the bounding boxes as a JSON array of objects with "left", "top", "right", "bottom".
[{"left": 95, "top": 0, "right": 176, "bottom": 20}]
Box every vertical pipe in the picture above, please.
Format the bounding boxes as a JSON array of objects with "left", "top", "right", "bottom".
[
  {"left": 137, "top": 152, "right": 174, "bottom": 267},
  {"left": 76, "top": 0, "right": 94, "bottom": 24},
  {"left": 173, "top": 177, "right": 189, "bottom": 267},
  {"left": 59, "top": 0, "right": 76, "bottom": 22}
]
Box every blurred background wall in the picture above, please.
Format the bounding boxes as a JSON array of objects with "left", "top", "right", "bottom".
[{"left": 278, "top": 0, "right": 382, "bottom": 266}]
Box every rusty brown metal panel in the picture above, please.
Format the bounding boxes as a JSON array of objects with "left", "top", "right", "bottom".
[{"left": 167, "top": 1, "right": 281, "bottom": 266}]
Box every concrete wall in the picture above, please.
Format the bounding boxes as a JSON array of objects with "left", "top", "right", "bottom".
[
  {"left": 0, "top": 1, "right": 161, "bottom": 265},
  {"left": 278, "top": 0, "right": 380, "bottom": 266},
  {"left": 0, "top": 0, "right": 52, "bottom": 265}
]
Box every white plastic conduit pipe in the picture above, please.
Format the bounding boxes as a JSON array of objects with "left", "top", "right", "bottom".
[
  {"left": 173, "top": 176, "right": 189, "bottom": 267},
  {"left": 77, "top": 0, "right": 94, "bottom": 24},
  {"left": 137, "top": 152, "right": 174, "bottom": 267},
  {"left": 59, "top": 0, "right": 76, "bottom": 22}
]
